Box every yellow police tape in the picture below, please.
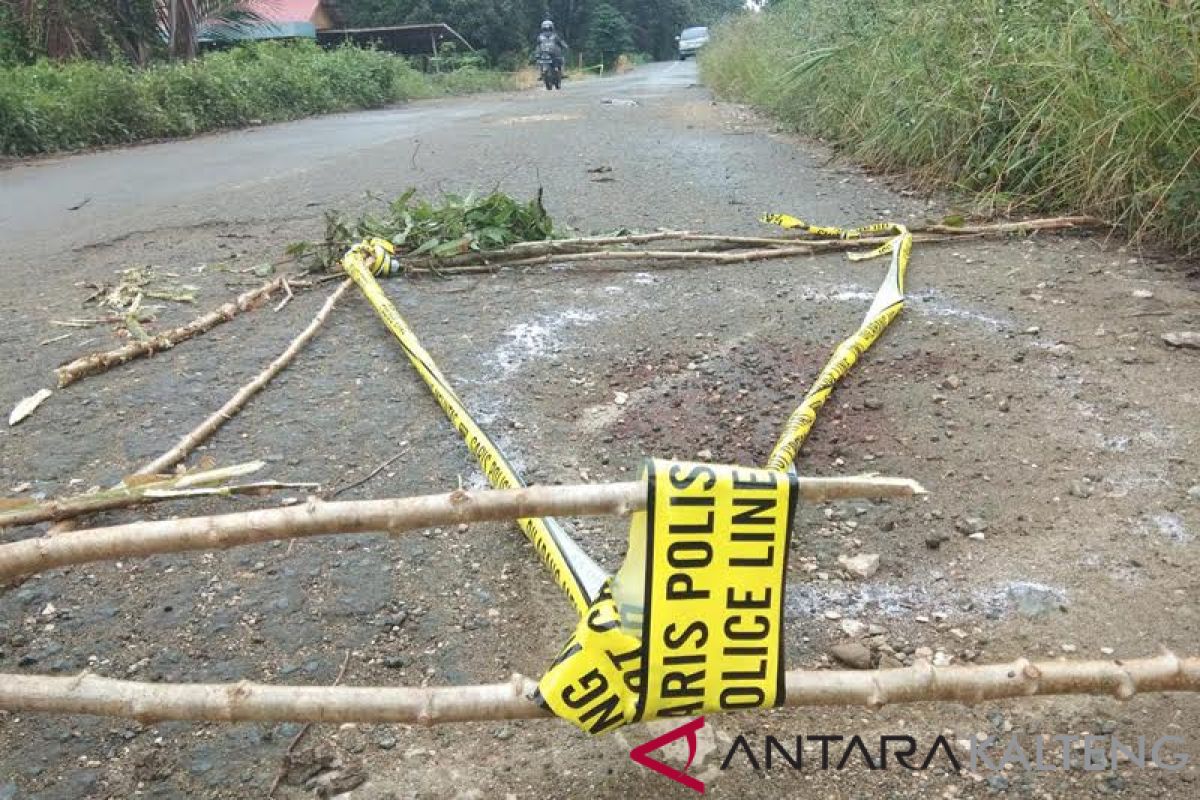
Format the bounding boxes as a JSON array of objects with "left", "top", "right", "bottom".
[
  {"left": 760, "top": 215, "right": 912, "bottom": 471},
  {"left": 341, "top": 239, "right": 607, "bottom": 616},
  {"left": 340, "top": 214, "right": 912, "bottom": 733},
  {"left": 537, "top": 460, "right": 797, "bottom": 733}
]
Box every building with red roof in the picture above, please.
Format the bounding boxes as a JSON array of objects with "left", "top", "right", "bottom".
[{"left": 205, "top": 1, "right": 344, "bottom": 41}]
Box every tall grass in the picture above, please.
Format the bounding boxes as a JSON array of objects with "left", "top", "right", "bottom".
[
  {"left": 0, "top": 41, "right": 517, "bottom": 156},
  {"left": 701, "top": 0, "right": 1200, "bottom": 252}
]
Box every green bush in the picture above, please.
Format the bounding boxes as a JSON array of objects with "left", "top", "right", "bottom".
[
  {"left": 701, "top": 0, "right": 1200, "bottom": 252},
  {"left": 0, "top": 41, "right": 511, "bottom": 156}
]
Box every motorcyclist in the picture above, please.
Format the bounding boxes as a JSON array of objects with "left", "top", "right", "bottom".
[{"left": 533, "top": 20, "right": 568, "bottom": 71}]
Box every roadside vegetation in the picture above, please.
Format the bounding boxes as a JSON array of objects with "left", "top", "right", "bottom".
[
  {"left": 0, "top": 41, "right": 517, "bottom": 156},
  {"left": 701, "top": 0, "right": 1200, "bottom": 252}
]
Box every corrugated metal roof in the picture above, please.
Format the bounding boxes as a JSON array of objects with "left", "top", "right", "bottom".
[{"left": 204, "top": 21, "right": 316, "bottom": 41}]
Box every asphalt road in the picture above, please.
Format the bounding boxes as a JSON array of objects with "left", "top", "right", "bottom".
[{"left": 1, "top": 62, "right": 705, "bottom": 264}]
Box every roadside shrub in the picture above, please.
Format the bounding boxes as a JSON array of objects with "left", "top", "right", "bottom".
[
  {"left": 0, "top": 41, "right": 512, "bottom": 156},
  {"left": 701, "top": 0, "right": 1200, "bottom": 252}
]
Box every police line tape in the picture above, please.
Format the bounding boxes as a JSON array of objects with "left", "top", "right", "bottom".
[
  {"left": 760, "top": 215, "right": 911, "bottom": 471},
  {"left": 340, "top": 216, "right": 913, "bottom": 733},
  {"left": 341, "top": 240, "right": 607, "bottom": 615}
]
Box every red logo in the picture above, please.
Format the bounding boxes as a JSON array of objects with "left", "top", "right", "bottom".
[{"left": 629, "top": 717, "right": 706, "bottom": 793}]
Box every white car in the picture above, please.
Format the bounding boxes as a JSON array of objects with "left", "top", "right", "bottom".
[{"left": 677, "top": 26, "right": 710, "bottom": 60}]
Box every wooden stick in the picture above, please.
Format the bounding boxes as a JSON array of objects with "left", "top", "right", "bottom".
[
  {"left": 138, "top": 280, "right": 351, "bottom": 476},
  {"left": 409, "top": 238, "right": 960, "bottom": 276},
  {"left": 386, "top": 216, "right": 1103, "bottom": 274},
  {"left": 0, "top": 476, "right": 923, "bottom": 581},
  {"left": 38, "top": 282, "right": 347, "bottom": 538},
  {"left": 385, "top": 215, "right": 1105, "bottom": 276},
  {"left": 427, "top": 246, "right": 822, "bottom": 274},
  {"left": 326, "top": 451, "right": 408, "bottom": 499},
  {"left": 273, "top": 278, "right": 294, "bottom": 313},
  {"left": 54, "top": 277, "right": 288, "bottom": 388},
  {"left": 0, "top": 462, "right": 286, "bottom": 529},
  {"left": 1, "top": 653, "right": 1193, "bottom": 725}
]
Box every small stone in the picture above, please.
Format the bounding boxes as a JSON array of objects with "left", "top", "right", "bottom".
[
  {"left": 1023, "top": 326, "right": 1040, "bottom": 335},
  {"left": 987, "top": 775, "right": 1010, "bottom": 792},
  {"left": 997, "top": 397, "right": 1011, "bottom": 412},
  {"left": 954, "top": 517, "right": 988, "bottom": 535},
  {"left": 1163, "top": 331, "right": 1200, "bottom": 349},
  {"left": 968, "top": 531, "right": 987, "bottom": 541},
  {"left": 878, "top": 653, "right": 904, "bottom": 669},
  {"left": 823, "top": 609, "right": 842, "bottom": 621},
  {"left": 695, "top": 448, "right": 713, "bottom": 461},
  {"left": 942, "top": 375, "right": 962, "bottom": 390},
  {"left": 1100, "top": 647, "right": 1115, "bottom": 656},
  {"left": 1187, "top": 485, "right": 1200, "bottom": 502},
  {"left": 925, "top": 533, "right": 948, "bottom": 550},
  {"left": 863, "top": 398, "right": 883, "bottom": 410},
  {"left": 932, "top": 651, "right": 953, "bottom": 667},
  {"left": 613, "top": 391, "right": 628, "bottom": 406},
  {"left": 1008, "top": 584, "right": 1066, "bottom": 617},
  {"left": 840, "top": 619, "right": 868, "bottom": 637},
  {"left": 837, "top": 553, "right": 880, "bottom": 579},
  {"left": 375, "top": 733, "right": 397, "bottom": 750},
  {"left": 914, "top": 646, "right": 934, "bottom": 659},
  {"left": 829, "top": 642, "right": 873, "bottom": 669},
  {"left": 493, "top": 726, "right": 514, "bottom": 741},
  {"left": 1061, "top": 643, "right": 1077, "bottom": 653},
  {"left": 1132, "top": 289, "right": 1155, "bottom": 299},
  {"left": 382, "top": 656, "right": 405, "bottom": 669},
  {"left": 1069, "top": 480, "right": 1093, "bottom": 499}
]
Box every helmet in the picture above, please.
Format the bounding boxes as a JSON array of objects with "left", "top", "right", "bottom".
[{"left": 541, "top": 20, "right": 554, "bottom": 32}]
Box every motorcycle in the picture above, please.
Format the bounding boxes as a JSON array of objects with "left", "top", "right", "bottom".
[{"left": 535, "top": 50, "right": 563, "bottom": 91}]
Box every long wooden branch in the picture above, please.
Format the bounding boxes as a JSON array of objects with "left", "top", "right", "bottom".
[
  {"left": 36, "top": 283, "right": 348, "bottom": 538},
  {"left": 54, "top": 276, "right": 288, "bottom": 388},
  {"left": 425, "top": 246, "right": 821, "bottom": 274},
  {"left": 388, "top": 216, "right": 1103, "bottom": 275},
  {"left": 139, "top": 280, "right": 351, "bottom": 475},
  {"left": 0, "top": 462, "right": 277, "bottom": 529},
  {"left": 1, "top": 653, "right": 1193, "bottom": 725},
  {"left": 407, "top": 236, "right": 979, "bottom": 276},
  {"left": 0, "top": 476, "right": 923, "bottom": 581}
]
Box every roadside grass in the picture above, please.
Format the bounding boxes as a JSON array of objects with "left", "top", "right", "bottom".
[
  {"left": 426, "top": 66, "right": 520, "bottom": 96},
  {"left": 0, "top": 41, "right": 519, "bottom": 157},
  {"left": 700, "top": 0, "right": 1200, "bottom": 253}
]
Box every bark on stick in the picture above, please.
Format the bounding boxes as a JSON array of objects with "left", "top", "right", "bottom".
[
  {"left": 55, "top": 277, "right": 287, "bottom": 388},
  {"left": 0, "top": 476, "right": 923, "bottom": 581},
  {"left": 0, "top": 653, "right": 1192, "bottom": 725}
]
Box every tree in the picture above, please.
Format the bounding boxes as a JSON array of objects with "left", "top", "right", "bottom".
[
  {"left": 161, "top": 1, "right": 272, "bottom": 60},
  {"left": 583, "top": 2, "right": 631, "bottom": 63},
  {"left": 0, "top": 0, "right": 269, "bottom": 62}
]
